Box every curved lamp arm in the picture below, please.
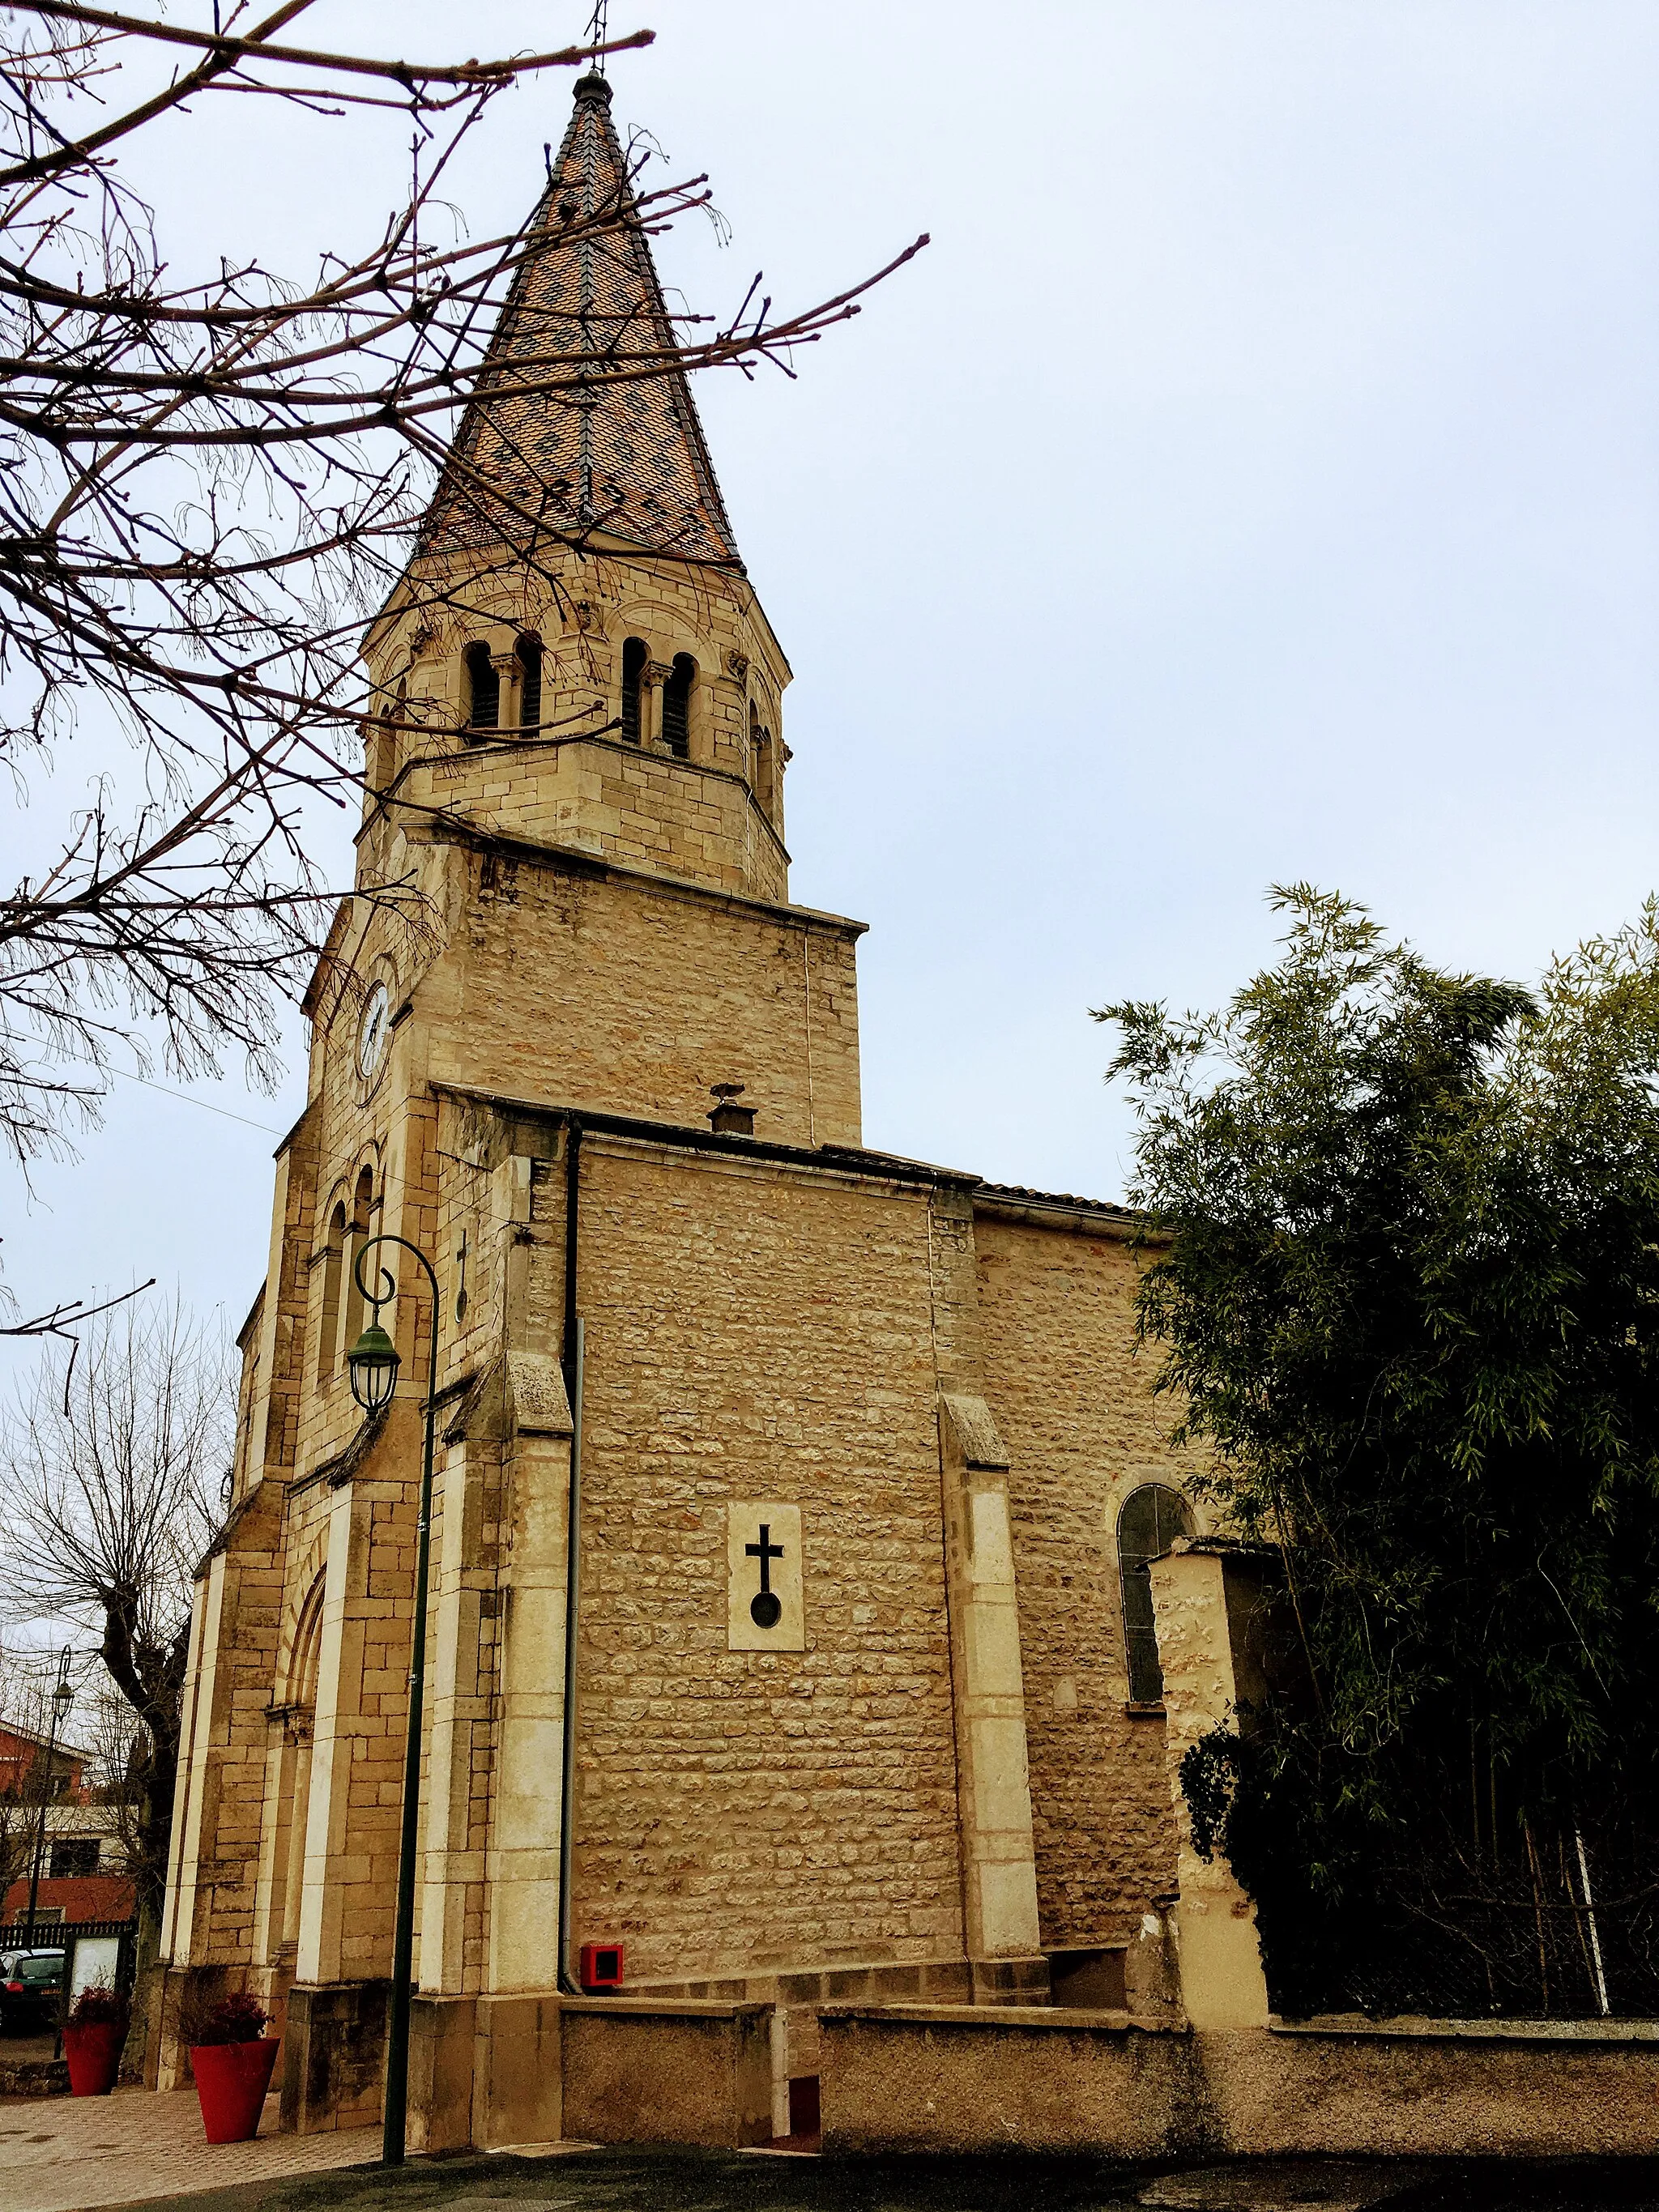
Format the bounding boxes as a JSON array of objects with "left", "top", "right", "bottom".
[{"left": 347, "top": 1233, "right": 439, "bottom": 1416}]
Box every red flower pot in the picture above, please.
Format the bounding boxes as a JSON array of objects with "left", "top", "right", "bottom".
[
  {"left": 63, "top": 2020, "right": 125, "bottom": 2097},
  {"left": 190, "top": 2038, "right": 279, "bottom": 2144}
]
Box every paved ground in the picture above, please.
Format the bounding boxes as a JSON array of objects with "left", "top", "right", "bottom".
[
  {"left": 93, "top": 2148, "right": 1659, "bottom": 2212},
  {"left": 2, "top": 2097, "right": 1658, "bottom": 2212},
  {"left": 0, "top": 2086, "right": 378, "bottom": 2212}
]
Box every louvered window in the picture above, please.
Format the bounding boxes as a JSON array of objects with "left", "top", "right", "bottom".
[
  {"left": 466, "top": 643, "right": 499, "bottom": 731},
  {"left": 621, "top": 636, "right": 646, "bottom": 744},
  {"left": 517, "top": 634, "right": 543, "bottom": 731},
  {"left": 663, "top": 653, "right": 695, "bottom": 759}
]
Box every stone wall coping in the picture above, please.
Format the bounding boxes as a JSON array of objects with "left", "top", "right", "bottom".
[
  {"left": 409, "top": 816, "right": 859, "bottom": 939},
  {"left": 559, "top": 1994, "right": 774, "bottom": 2022},
  {"left": 817, "top": 2002, "right": 1171, "bottom": 2034},
  {"left": 972, "top": 1187, "right": 1149, "bottom": 1242},
  {"left": 429, "top": 1086, "right": 1162, "bottom": 1242},
  {"left": 1270, "top": 2014, "right": 1659, "bottom": 2044},
  {"left": 432, "top": 1082, "right": 980, "bottom": 1193}
]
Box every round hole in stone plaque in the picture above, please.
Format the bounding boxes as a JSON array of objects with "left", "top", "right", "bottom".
[{"left": 749, "top": 1589, "right": 782, "bottom": 1629}]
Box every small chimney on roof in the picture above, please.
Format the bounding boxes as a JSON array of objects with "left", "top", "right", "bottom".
[{"left": 707, "top": 1083, "right": 756, "bottom": 1136}]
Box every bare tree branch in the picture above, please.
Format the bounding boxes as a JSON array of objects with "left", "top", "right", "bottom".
[
  {"left": 0, "top": 1, "right": 920, "bottom": 1226},
  {"left": 1, "top": 1294, "right": 228, "bottom": 1948}
]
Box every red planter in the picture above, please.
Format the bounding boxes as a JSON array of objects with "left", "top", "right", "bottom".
[
  {"left": 190, "top": 2038, "right": 280, "bottom": 2144},
  {"left": 63, "top": 2020, "right": 125, "bottom": 2097}
]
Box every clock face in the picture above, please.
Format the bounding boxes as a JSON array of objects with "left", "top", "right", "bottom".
[{"left": 356, "top": 981, "right": 390, "bottom": 1085}]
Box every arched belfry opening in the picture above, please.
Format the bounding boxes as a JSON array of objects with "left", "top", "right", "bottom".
[
  {"left": 340, "top": 1166, "right": 377, "bottom": 1369},
  {"left": 750, "top": 699, "right": 775, "bottom": 814},
  {"left": 516, "top": 633, "right": 543, "bottom": 731},
  {"left": 318, "top": 1200, "right": 347, "bottom": 1381},
  {"left": 663, "top": 653, "right": 696, "bottom": 760},
  {"left": 621, "top": 636, "right": 646, "bottom": 744},
  {"left": 466, "top": 642, "right": 500, "bottom": 732}
]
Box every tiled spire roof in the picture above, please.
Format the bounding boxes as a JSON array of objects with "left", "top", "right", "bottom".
[{"left": 419, "top": 72, "right": 740, "bottom": 568}]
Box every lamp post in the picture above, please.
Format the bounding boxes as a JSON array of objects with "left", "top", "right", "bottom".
[
  {"left": 23, "top": 1647, "right": 75, "bottom": 1953},
  {"left": 344, "top": 1234, "right": 439, "bottom": 2169}
]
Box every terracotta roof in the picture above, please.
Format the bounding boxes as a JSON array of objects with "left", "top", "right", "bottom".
[
  {"left": 420, "top": 73, "right": 740, "bottom": 569},
  {"left": 978, "top": 1182, "right": 1142, "bottom": 1221}
]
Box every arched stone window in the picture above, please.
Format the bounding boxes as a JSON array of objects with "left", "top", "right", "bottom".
[
  {"left": 620, "top": 636, "right": 646, "bottom": 744},
  {"left": 466, "top": 642, "right": 499, "bottom": 732},
  {"left": 663, "top": 652, "right": 696, "bottom": 759},
  {"left": 516, "top": 633, "right": 543, "bottom": 731},
  {"left": 750, "top": 699, "right": 774, "bottom": 814},
  {"left": 1117, "top": 1483, "right": 1194, "bottom": 1705},
  {"left": 269, "top": 1575, "right": 326, "bottom": 1960},
  {"left": 366, "top": 684, "right": 401, "bottom": 795},
  {"left": 340, "top": 1166, "right": 377, "bottom": 1366},
  {"left": 318, "top": 1201, "right": 346, "bottom": 1379}
]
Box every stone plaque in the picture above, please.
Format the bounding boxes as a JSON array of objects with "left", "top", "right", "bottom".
[{"left": 727, "top": 1501, "right": 804, "bottom": 1651}]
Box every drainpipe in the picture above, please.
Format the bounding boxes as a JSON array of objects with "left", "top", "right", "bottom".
[{"left": 557, "top": 1119, "right": 584, "bottom": 1996}]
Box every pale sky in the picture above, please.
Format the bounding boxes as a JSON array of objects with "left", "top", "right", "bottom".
[{"left": 6, "top": 1, "right": 1659, "bottom": 1371}]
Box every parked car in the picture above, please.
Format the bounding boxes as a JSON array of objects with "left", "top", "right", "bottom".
[{"left": 0, "top": 1950, "right": 65, "bottom": 2032}]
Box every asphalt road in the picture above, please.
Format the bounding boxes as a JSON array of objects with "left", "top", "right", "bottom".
[{"left": 108, "top": 2146, "right": 1659, "bottom": 2212}]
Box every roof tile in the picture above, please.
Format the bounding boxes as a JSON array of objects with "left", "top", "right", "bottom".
[{"left": 420, "top": 73, "right": 740, "bottom": 569}]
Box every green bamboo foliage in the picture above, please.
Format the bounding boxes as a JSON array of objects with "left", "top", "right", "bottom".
[{"left": 1100, "top": 887, "right": 1659, "bottom": 2016}]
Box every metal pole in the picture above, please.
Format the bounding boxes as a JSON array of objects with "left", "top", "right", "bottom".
[
  {"left": 557, "top": 1115, "right": 584, "bottom": 1997},
  {"left": 557, "top": 1320, "right": 585, "bottom": 1995},
  {"left": 23, "top": 1648, "right": 73, "bottom": 1952},
  {"left": 350, "top": 1234, "right": 440, "bottom": 2169}
]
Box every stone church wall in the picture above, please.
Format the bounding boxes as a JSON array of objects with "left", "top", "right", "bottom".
[
  {"left": 525, "top": 1132, "right": 967, "bottom": 1983},
  {"left": 975, "top": 1202, "right": 1183, "bottom": 1948},
  {"left": 426, "top": 842, "right": 864, "bottom": 1151}
]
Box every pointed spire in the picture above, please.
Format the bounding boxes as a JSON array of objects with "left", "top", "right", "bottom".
[{"left": 420, "top": 74, "right": 740, "bottom": 569}]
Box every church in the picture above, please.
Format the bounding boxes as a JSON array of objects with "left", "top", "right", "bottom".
[{"left": 156, "top": 71, "right": 1658, "bottom": 2161}]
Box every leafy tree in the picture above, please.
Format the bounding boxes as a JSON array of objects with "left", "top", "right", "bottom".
[{"left": 1100, "top": 886, "right": 1659, "bottom": 2016}]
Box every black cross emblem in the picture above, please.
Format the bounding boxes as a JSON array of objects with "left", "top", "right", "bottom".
[{"left": 745, "top": 1524, "right": 784, "bottom": 1629}]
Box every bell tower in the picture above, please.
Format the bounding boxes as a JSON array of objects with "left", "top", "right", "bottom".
[
  {"left": 361, "top": 70, "right": 791, "bottom": 905},
  {"left": 322, "top": 66, "right": 860, "bottom": 1152}
]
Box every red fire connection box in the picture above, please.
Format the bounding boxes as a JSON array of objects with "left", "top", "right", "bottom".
[{"left": 578, "top": 1941, "right": 625, "bottom": 1993}]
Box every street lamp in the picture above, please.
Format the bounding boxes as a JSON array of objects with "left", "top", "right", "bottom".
[
  {"left": 346, "top": 1319, "right": 400, "bottom": 1414},
  {"left": 345, "top": 1234, "right": 439, "bottom": 2169},
  {"left": 23, "top": 1647, "right": 75, "bottom": 1953}
]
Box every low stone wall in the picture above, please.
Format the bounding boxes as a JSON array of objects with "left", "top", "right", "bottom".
[
  {"left": 820, "top": 2004, "right": 1659, "bottom": 2159},
  {"left": 559, "top": 1996, "right": 772, "bottom": 2147},
  {"left": 282, "top": 1983, "right": 770, "bottom": 2150},
  {"left": 1217, "top": 2021, "right": 1659, "bottom": 2159},
  {"left": 0, "top": 2052, "right": 67, "bottom": 2097},
  {"left": 820, "top": 2004, "right": 1193, "bottom": 2157}
]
